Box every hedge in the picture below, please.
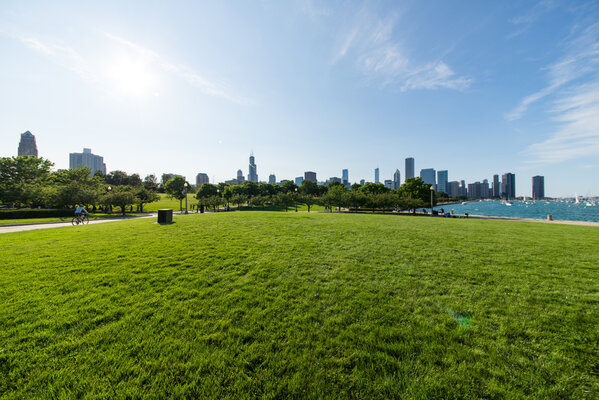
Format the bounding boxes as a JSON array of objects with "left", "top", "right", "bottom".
[{"left": 0, "top": 209, "right": 75, "bottom": 220}]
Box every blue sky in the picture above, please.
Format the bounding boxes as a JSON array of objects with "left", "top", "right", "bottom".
[{"left": 1, "top": 0, "right": 599, "bottom": 197}]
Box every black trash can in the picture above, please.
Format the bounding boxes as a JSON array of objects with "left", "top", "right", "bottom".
[{"left": 157, "top": 209, "right": 173, "bottom": 224}]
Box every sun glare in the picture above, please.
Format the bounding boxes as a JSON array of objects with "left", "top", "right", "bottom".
[{"left": 105, "top": 55, "right": 158, "bottom": 98}]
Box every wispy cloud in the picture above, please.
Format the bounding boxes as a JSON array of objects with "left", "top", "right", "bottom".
[
  {"left": 333, "top": 11, "right": 471, "bottom": 91},
  {"left": 525, "top": 80, "right": 599, "bottom": 164},
  {"left": 104, "top": 33, "right": 252, "bottom": 105},
  {"left": 7, "top": 29, "right": 250, "bottom": 104},
  {"left": 507, "top": 0, "right": 557, "bottom": 39},
  {"left": 506, "top": 22, "right": 599, "bottom": 121}
]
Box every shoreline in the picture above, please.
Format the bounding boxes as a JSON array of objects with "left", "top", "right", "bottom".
[{"left": 462, "top": 213, "right": 599, "bottom": 227}]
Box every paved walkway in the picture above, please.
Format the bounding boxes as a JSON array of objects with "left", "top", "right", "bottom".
[{"left": 0, "top": 214, "right": 157, "bottom": 234}]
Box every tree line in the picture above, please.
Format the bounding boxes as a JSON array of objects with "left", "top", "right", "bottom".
[{"left": 1, "top": 155, "right": 444, "bottom": 214}]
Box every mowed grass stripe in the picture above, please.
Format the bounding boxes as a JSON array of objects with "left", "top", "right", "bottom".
[{"left": 0, "top": 212, "right": 597, "bottom": 399}]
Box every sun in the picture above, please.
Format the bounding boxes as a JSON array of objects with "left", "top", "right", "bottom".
[{"left": 105, "top": 55, "right": 158, "bottom": 98}]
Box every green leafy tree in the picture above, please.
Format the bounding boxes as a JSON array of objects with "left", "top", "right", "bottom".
[
  {"left": 136, "top": 187, "right": 160, "bottom": 213},
  {"left": 106, "top": 170, "right": 129, "bottom": 186},
  {"left": 281, "top": 180, "right": 298, "bottom": 194},
  {"left": 127, "top": 173, "right": 142, "bottom": 187},
  {"left": 298, "top": 194, "right": 317, "bottom": 212},
  {"left": 327, "top": 184, "right": 348, "bottom": 212},
  {"left": 359, "top": 183, "right": 389, "bottom": 195},
  {"left": 196, "top": 183, "right": 218, "bottom": 199},
  {"left": 143, "top": 174, "right": 159, "bottom": 191},
  {"left": 299, "top": 180, "right": 319, "bottom": 195},
  {"left": 241, "top": 181, "right": 259, "bottom": 198},
  {"left": 399, "top": 177, "right": 434, "bottom": 213},
  {"left": 164, "top": 176, "right": 189, "bottom": 212},
  {"left": 275, "top": 192, "right": 294, "bottom": 212},
  {"left": 0, "top": 156, "right": 54, "bottom": 206},
  {"left": 350, "top": 183, "right": 362, "bottom": 191},
  {"left": 102, "top": 186, "right": 138, "bottom": 215}
]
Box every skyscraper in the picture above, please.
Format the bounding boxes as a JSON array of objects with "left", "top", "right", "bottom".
[
  {"left": 437, "top": 170, "right": 448, "bottom": 193},
  {"left": 359, "top": 179, "right": 365, "bottom": 186},
  {"left": 294, "top": 176, "right": 303, "bottom": 186},
  {"left": 248, "top": 153, "right": 258, "bottom": 182},
  {"left": 492, "top": 174, "right": 500, "bottom": 197},
  {"left": 532, "top": 176, "right": 545, "bottom": 199},
  {"left": 384, "top": 180, "right": 393, "bottom": 189},
  {"left": 269, "top": 174, "right": 276, "bottom": 184},
  {"left": 196, "top": 173, "right": 209, "bottom": 186},
  {"left": 18, "top": 131, "right": 38, "bottom": 157},
  {"left": 420, "top": 168, "right": 436, "bottom": 190},
  {"left": 447, "top": 181, "right": 460, "bottom": 197},
  {"left": 501, "top": 173, "right": 516, "bottom": 199},
  {"left": 237, "top": 169, "right": 245, "bottom": 184},
  {"left": 405, "top": 157, "right": 414, "bottom": 180},
  {"left": 69, "top": 148, "right": 106, "bottom": 176},
  {"left": 393, "top": 169, "right": 401, "bottom": 190},
  {"left": 304, "top": 171, "right": 317, "bottom": 183},
  {"left": 374, "top": 168, "right": 379, "bottom": 184},
  {"left": 342, "top": 169, "right": 349, "bottom": 186}
]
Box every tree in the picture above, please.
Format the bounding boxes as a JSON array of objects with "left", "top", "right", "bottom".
[
  {"left": 164, "top": 176, "right": 189, "bottom": 212},
  {"left": 241, "top": 181, "right": 259, "bottom": 198},
  {"left": 252, "top": 195, "right": 268, "bottom": 209},
  {"left": 399, "top": 177, "right": 434, "bottom": 213},
  {"left": 136, "top": 187, "right": 160, "bottom": 213},
  {"left": 359, "top": 183, "right": 389, "bottom": 196},
  {"left": 0, "top": 156, "right": 54, "bottom": 206},
  {"left": 275, "top": 192, "right": 294, "bottom": 212},
  {"left": 143, "top": 174, "right": 159, "bottom": 191},
  {"left": 127, "top": 173, "right": 142, "bottom": 187},
  {"left": 299, "top": 180, "right": 319, "bottom": 195},
  {"left": 106, "top": 170, "right": 129, "bottom": 186},
  {"left": 281, "top": 180, "right": 298, "bottom": 194},
  {"left": 327, "top": 184, "right": 348, "bottom": 212},
  {"left": 350, "top": 183, "right": 362, "bottom": 191},
  {"left": 298, "top": 194, "right": 317, "bottom": 212},
  {"left": 102, "top": 186, "right": 138, "bottom": 215},
  {"left": 196, "top": 183, "right": 218, "bottom": 199}
]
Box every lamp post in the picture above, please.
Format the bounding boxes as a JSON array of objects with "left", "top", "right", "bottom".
[
  {"left": 107, "top": 186, "right": 112, "bottom": 214},
  {"left": 430, "top": 185, "right": 434, "bottom": 215},
  {"left": 295, "top": 187, "right": 298, "bottom": 212},
  {"left": 184, "top": 182, "right": 188, "bottom": 214},
  {"left": 216, "top": 189, "right": 220, "bottom": 212}
]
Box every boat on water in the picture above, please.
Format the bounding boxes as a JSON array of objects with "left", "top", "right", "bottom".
[
  {"left": 504, "top": 201, "right": 512, "bottom": 206},
  {"left": 575, "top": 192, "right": 580, "bottom": 204}
]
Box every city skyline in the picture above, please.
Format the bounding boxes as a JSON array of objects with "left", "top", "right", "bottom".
[{"left": 2, "top": 1, "right": 599, "bottom": 197}]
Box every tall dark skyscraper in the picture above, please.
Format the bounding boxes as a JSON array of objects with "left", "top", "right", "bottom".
[
  {"left": 437, "top": 170, "right": 448, "bottom": 193},
  {"left": 268, "top": 174, "right": 276, "bottom": 184},
  {"left": 374, "top": 168, "right": 379, "bottom": 184},
  {"left": 532, "top": 176, "right": 545, "bottom": 199},
  {"left": 248, "top": 153, "right": 258, "bottom": 182},
  {"left": 405, "top": 157, "right": 414, "bottom": 180},
  {"left": 342, "top": 169, "right": 349, "bottom": 186},
  {"left": 420, "top": 168, "right": 436, "bottom": 190},
  {"left": 196, "top": 173, "right": 209, "bottom": 186},
  {"left": 492, "top": 174, "right": 500, "bottom": 197},
  {"left": 18, "top": 131, "right": 38, "bottom": 157},
  {"left": 69, "top": 148, "right": 106, "bottom": 176},
  {"left": 501, "top": 173, "right": 516, "bottom": 199},
  {"left": 393, "top": 169, "right": 401, "bottom": 190},
  {"left": 304, "top": 171, "right": 317, "bottom": 183}
]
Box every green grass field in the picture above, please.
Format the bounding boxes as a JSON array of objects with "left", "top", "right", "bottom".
[{"left": 1, "top": 212, "right": 597, "bottom": 399}]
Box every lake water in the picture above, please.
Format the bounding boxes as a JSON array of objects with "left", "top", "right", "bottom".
[{"left": 435, "top": 200, "right": 599, "bottom": 222}]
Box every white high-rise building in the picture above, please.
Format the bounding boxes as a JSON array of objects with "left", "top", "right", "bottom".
[{"left": 69, "top": 148, "right": 106, "bottom": 176}]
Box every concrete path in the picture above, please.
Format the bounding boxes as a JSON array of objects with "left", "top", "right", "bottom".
[{"left": 0, "top": 214, "right": 157, "bottom": 234}]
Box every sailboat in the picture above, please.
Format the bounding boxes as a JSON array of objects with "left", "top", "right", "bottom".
[{"left": 574, "top": 193, "right": 580, "bottom": 204}]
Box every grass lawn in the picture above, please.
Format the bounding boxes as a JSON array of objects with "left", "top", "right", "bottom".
[
  {"left": 0, "top": 212, "right": 597, "bottom": 398},
  {"left": 144, "top": 194, "right": 184, "bottom": 212}
]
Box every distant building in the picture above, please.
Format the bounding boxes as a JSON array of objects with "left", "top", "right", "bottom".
[
  {"left": 393, "top": 169, "right": 401, "bottom": 190},
  {"left": 501, "top": 173, "right": 516, "bottom": 199},
  {"left": 248, "top": 153, "right": 258, "bottom": 182},
  {"left": 405, "top": 157, "right": 414, "bottom": 181},
  {"left": 459, "top": 180, "right": 467, "bottom": 197},
  {"left": 268, "top": 174, "right": 276, "bottom": 184},
  {"left": 447, "top": 181, "right": 460, "bottom": 197},
  {"left": 420, "top": 168, "right": 436, "bottom": 190},
  {"left": 437, "top": 170, "right": 448, "bottom": 193},
  {"left": 492, "top": 175, "right": 500, "bottom": 197},
  {"left": 359, "top": 179, "right": 365, "bottom": 186},
  {"left": 532, "top": 176, "right": 545, "bottom": 199},
  {"left": 18, "top": 131, "right": 38, "bottom": 157},
  {"left": 237, "top": 169, "right": 245, "bottom": 184},
  {"left": 468, "top": 181, "right": 491, "bottom": 199},
  {"left": 342, "top": 169, "right": 349, "bottom": 186},
  {"left": 304, "top": 171, "right": 317, "bottom": 183},
  {"left": 69, "top": 148, "right": 106, "bottom": 176},
  {"left": 374, "top": 168, "right": 380, "bottom": 184},
  {"left": 384, "top": 179, "right": 393, "bottom": 189},
  {"left": 196, "top": 173, "right": 209, "bottom": 186},
  {"left": 481, "top": 179, "right": 490, "bottom": 198},
  {"left": 327, "top": 177, "right": 342, "bottom": 185},
  {"left": 295, "top": 176, "right": 303, "bottom": 186}
]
